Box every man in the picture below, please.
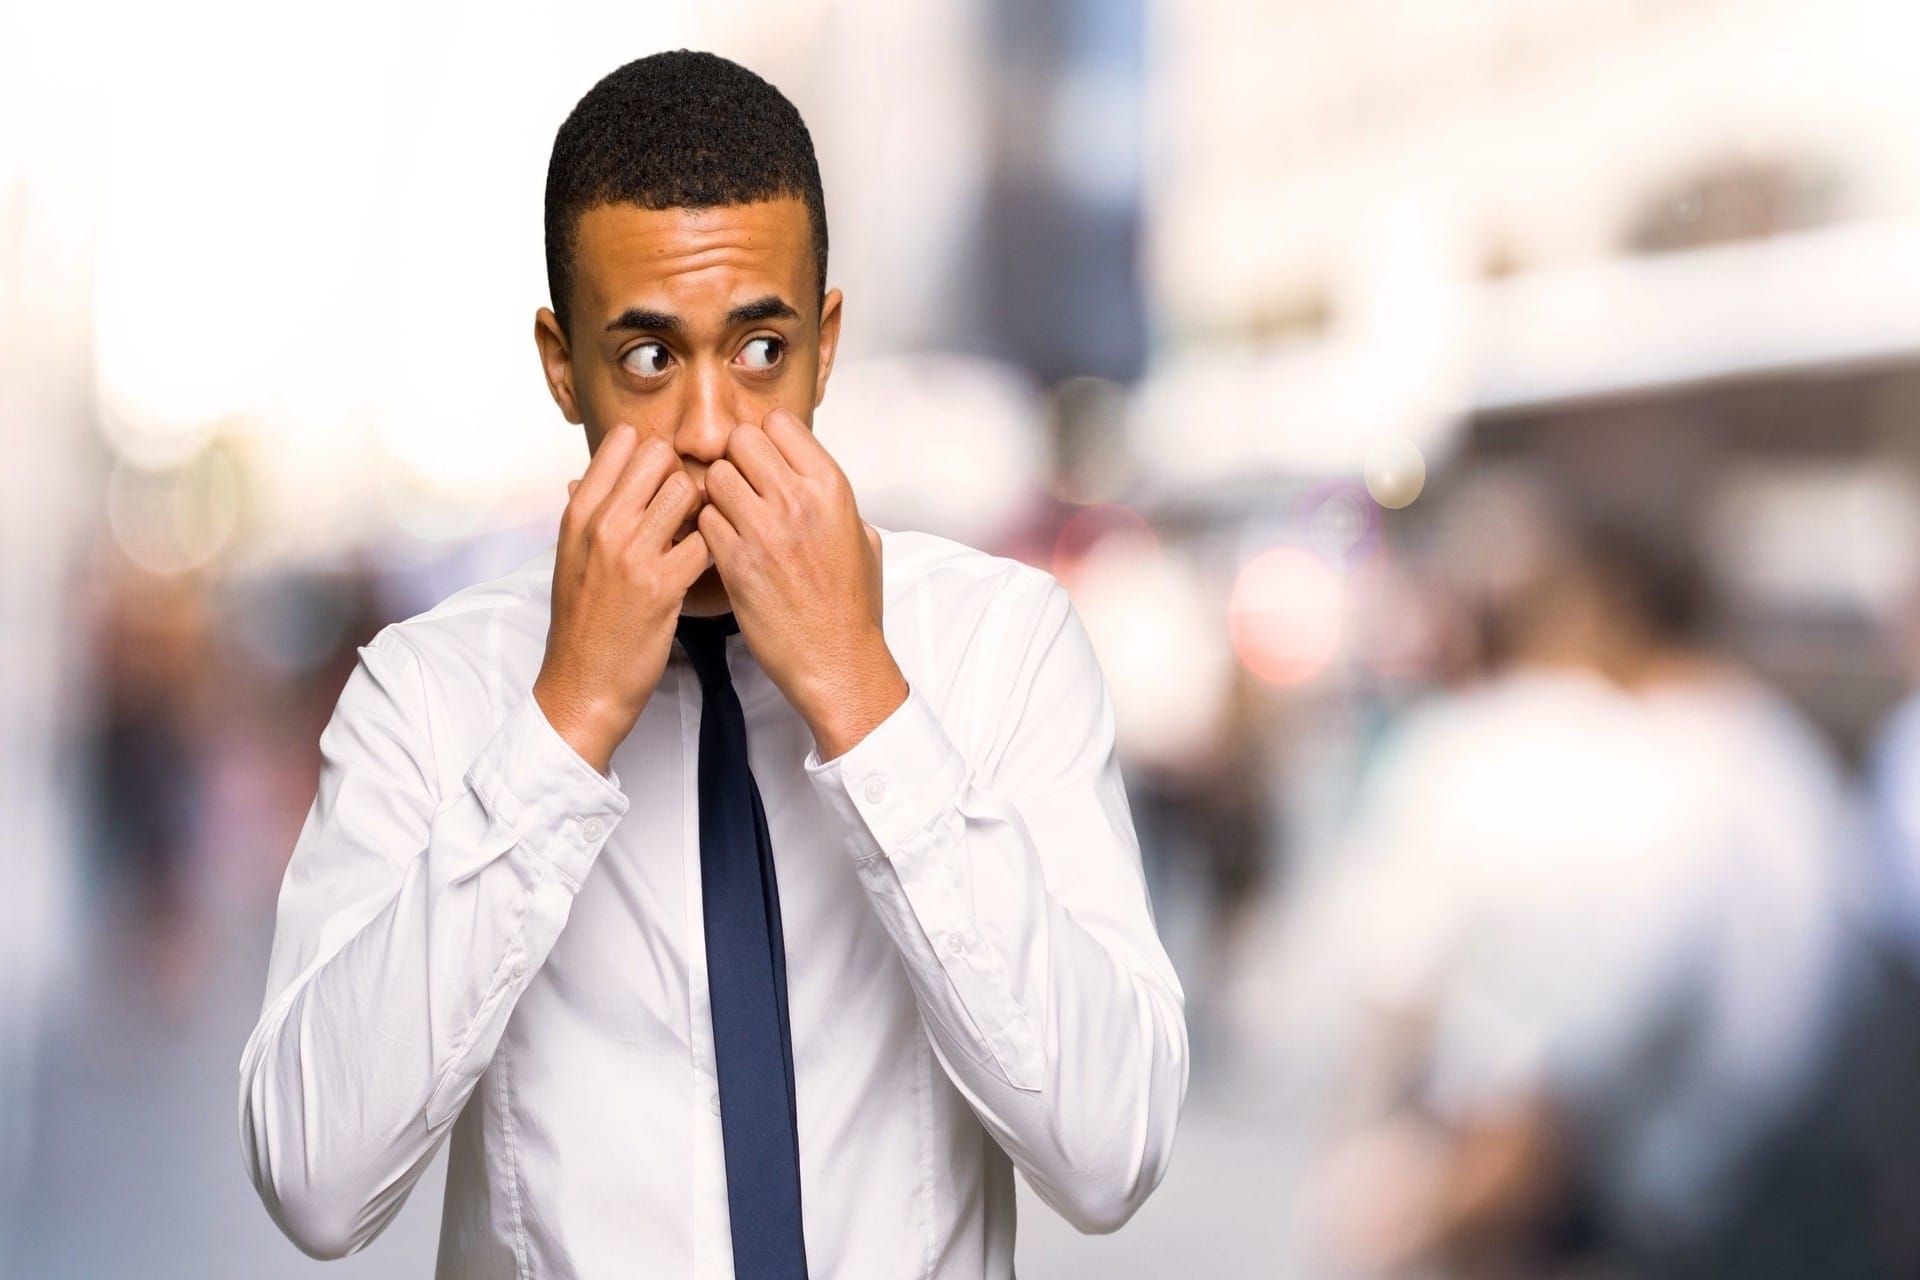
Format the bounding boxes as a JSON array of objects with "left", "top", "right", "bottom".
[
  {"left": 237, "top": 49, "right": 1187, "bottom": 1279},
  {"left": 1294, "top": 475, "right": 1851, "bottom": 1277}
]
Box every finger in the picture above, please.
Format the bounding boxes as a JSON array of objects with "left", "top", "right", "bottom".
[
  {"left": 637, "top": 463, "right": 702, "bottom": 550},
  {"left": 663, "top": 527, "right": 713, "bottom": 588},
  {"left": 697, "top": 500, "right": 741, "bottom": 567},
  {"left": 572, "top": 423, "right": 640, "bottom": 517},
  {"left": 703, "top": 458, "right": 758, "bottom": 529},
  {"left": 762, "top": 405, "right": 831, "bottom": 479},
  {"left": 722, "top": 421, "right": 792, "bottom": 498},
  {"left": 598, "top": 435, "right": 682, "bottom": 534}
]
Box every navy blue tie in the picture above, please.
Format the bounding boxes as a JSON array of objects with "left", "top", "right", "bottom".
[{"left": 675, "top": 610, "right": 809, "bottom": 1278}]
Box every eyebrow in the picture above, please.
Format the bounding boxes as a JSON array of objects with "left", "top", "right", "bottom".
[{"left": 604, "top": 295, "right": 801, "bottom": 335}]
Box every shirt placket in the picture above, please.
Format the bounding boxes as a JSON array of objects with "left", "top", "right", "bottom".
[{"left": 677, "top": 652, "right": 733, "bottom": 1280}]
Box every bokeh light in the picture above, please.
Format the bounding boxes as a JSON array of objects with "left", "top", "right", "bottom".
[
  {"left": 1363, "top": 434, "right": 1426, "bottom": 509},
  {"left": 1228, "top": 545, "right": 1343, "bottom": 687},
  {"left": 104, "top": 446, "right": 241, "bottom": 576},
  {"left": 1069, "top": 533, "right": 1233, "bottom": 772}
]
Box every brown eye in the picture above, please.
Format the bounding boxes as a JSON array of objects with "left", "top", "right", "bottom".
[
  {"left": 736, "top": 337, "right": 784, "bottom": 371},
  {"left": 622, "top": 342, "right": 672, "bottom": 379}
]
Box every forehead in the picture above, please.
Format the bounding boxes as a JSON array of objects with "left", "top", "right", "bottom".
[{"left": 571, "top": 197, "right": 814, "bottom": 323}]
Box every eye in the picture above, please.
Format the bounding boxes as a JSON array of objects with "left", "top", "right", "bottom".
[
  {"left": 736, "top": 336, "right": 785, "bottom": 371},
  {"left": 622, "top": 341, "right": 673, "bottom": 380}
]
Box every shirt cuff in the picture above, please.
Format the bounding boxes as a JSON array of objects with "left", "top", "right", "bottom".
[
  {"left": 803, "top": 681, "right": 968, "bottom": 860},
  {"left": 464, "top": 688, "right": 630, "bottom": 890}
]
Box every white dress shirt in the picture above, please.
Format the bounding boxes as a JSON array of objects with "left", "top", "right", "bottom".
[{"left": 236, "top": 523, "right": 1188, "bottom": 1278}]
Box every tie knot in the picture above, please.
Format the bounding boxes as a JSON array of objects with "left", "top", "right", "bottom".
[{"left": 676, "top": 611, "right": 741, "bottom": 689}]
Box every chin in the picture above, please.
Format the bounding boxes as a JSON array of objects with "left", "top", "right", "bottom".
[{"left": 683, "top": 568, "right": 728, "bottom": 611}]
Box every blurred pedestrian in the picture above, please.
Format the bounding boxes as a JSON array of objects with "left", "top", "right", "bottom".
[
  {"left": 78, "top": 541, "right": 216, "bottom": 1017},
  {"left": 1282, "top": 470, "right": 1855, "bottom": 1277}
]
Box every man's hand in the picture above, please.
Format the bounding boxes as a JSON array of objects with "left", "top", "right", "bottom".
[
  {"left": 535, "top": 423, "right": 713, "bottom": 775},
  {"left": 699, "top": 406, "right": 906, "bottom": 761}
]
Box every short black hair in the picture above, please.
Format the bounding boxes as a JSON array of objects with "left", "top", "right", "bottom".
[{"left": 543, "top": 50, "right": 829, "bottom": 341}]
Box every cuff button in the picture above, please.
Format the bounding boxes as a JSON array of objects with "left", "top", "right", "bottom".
[
  {"left": 863, "top": 776, "right": 887, "bottom": 804},
  {"left": 582, "top": 817, "right": 604, "bottom": 842}
]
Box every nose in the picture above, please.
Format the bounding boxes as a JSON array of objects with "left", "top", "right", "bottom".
[
  {"left": 675, "top": 361, "right": 746, "bottom": 472},
  {"left": 671, "top": 364, "right": 746, "bottom": 539}
]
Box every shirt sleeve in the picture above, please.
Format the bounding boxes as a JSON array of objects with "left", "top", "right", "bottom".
[
  {"left": 802, "top": 574, "right": 1190, "bottom": 1234},
  {"left": 236, "top": 626, "right": 628, "bottom": 1260}
]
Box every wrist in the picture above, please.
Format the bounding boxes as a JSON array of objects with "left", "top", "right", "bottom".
[
  {"left": 532, "top": 673, "right": 635, "bottom": 776},
  {"left": 805, "top": 648, "right": 909, "bottom": 764}
]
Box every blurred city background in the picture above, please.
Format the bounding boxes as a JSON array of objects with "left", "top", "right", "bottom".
[{"left": 6, "top": 0, "right": 1920, "bottom": 1275}]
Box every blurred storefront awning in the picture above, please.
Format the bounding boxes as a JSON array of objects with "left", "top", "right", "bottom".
[
  {"left": 1127, "top": 218, "right": 1920, "bottom": 499},
  {"left": 1474, "top": 219, "right": 1920, "bottom": 414}
]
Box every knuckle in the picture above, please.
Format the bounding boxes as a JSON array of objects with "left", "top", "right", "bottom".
[{"left": 633, "top": 555, "right": 667, "bottom": 594}]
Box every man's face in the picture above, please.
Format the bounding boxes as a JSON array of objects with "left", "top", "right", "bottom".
[{"left": 534, "top": 196, "right": 842, "bottom": 548}]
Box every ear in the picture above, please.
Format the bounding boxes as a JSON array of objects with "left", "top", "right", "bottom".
[
  {"left": 534, "top": 306, "right": 583, "bottom": 425},
  {"left": 812, "top": 287, "right": 843, "bottom": 410}
]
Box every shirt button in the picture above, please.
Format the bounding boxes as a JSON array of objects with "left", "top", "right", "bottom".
[
  {"left": 944, "top": 933, "right": 966, "bottom": 957},
  {"left": 708, "top": 1091, "right": 722, "bottom": 1116},
  {"left": 863, "top": 776, "right": 887, "bottom": 804},
  {"left": 582, "top": 817, "right": 604, "bottom": 842}
]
